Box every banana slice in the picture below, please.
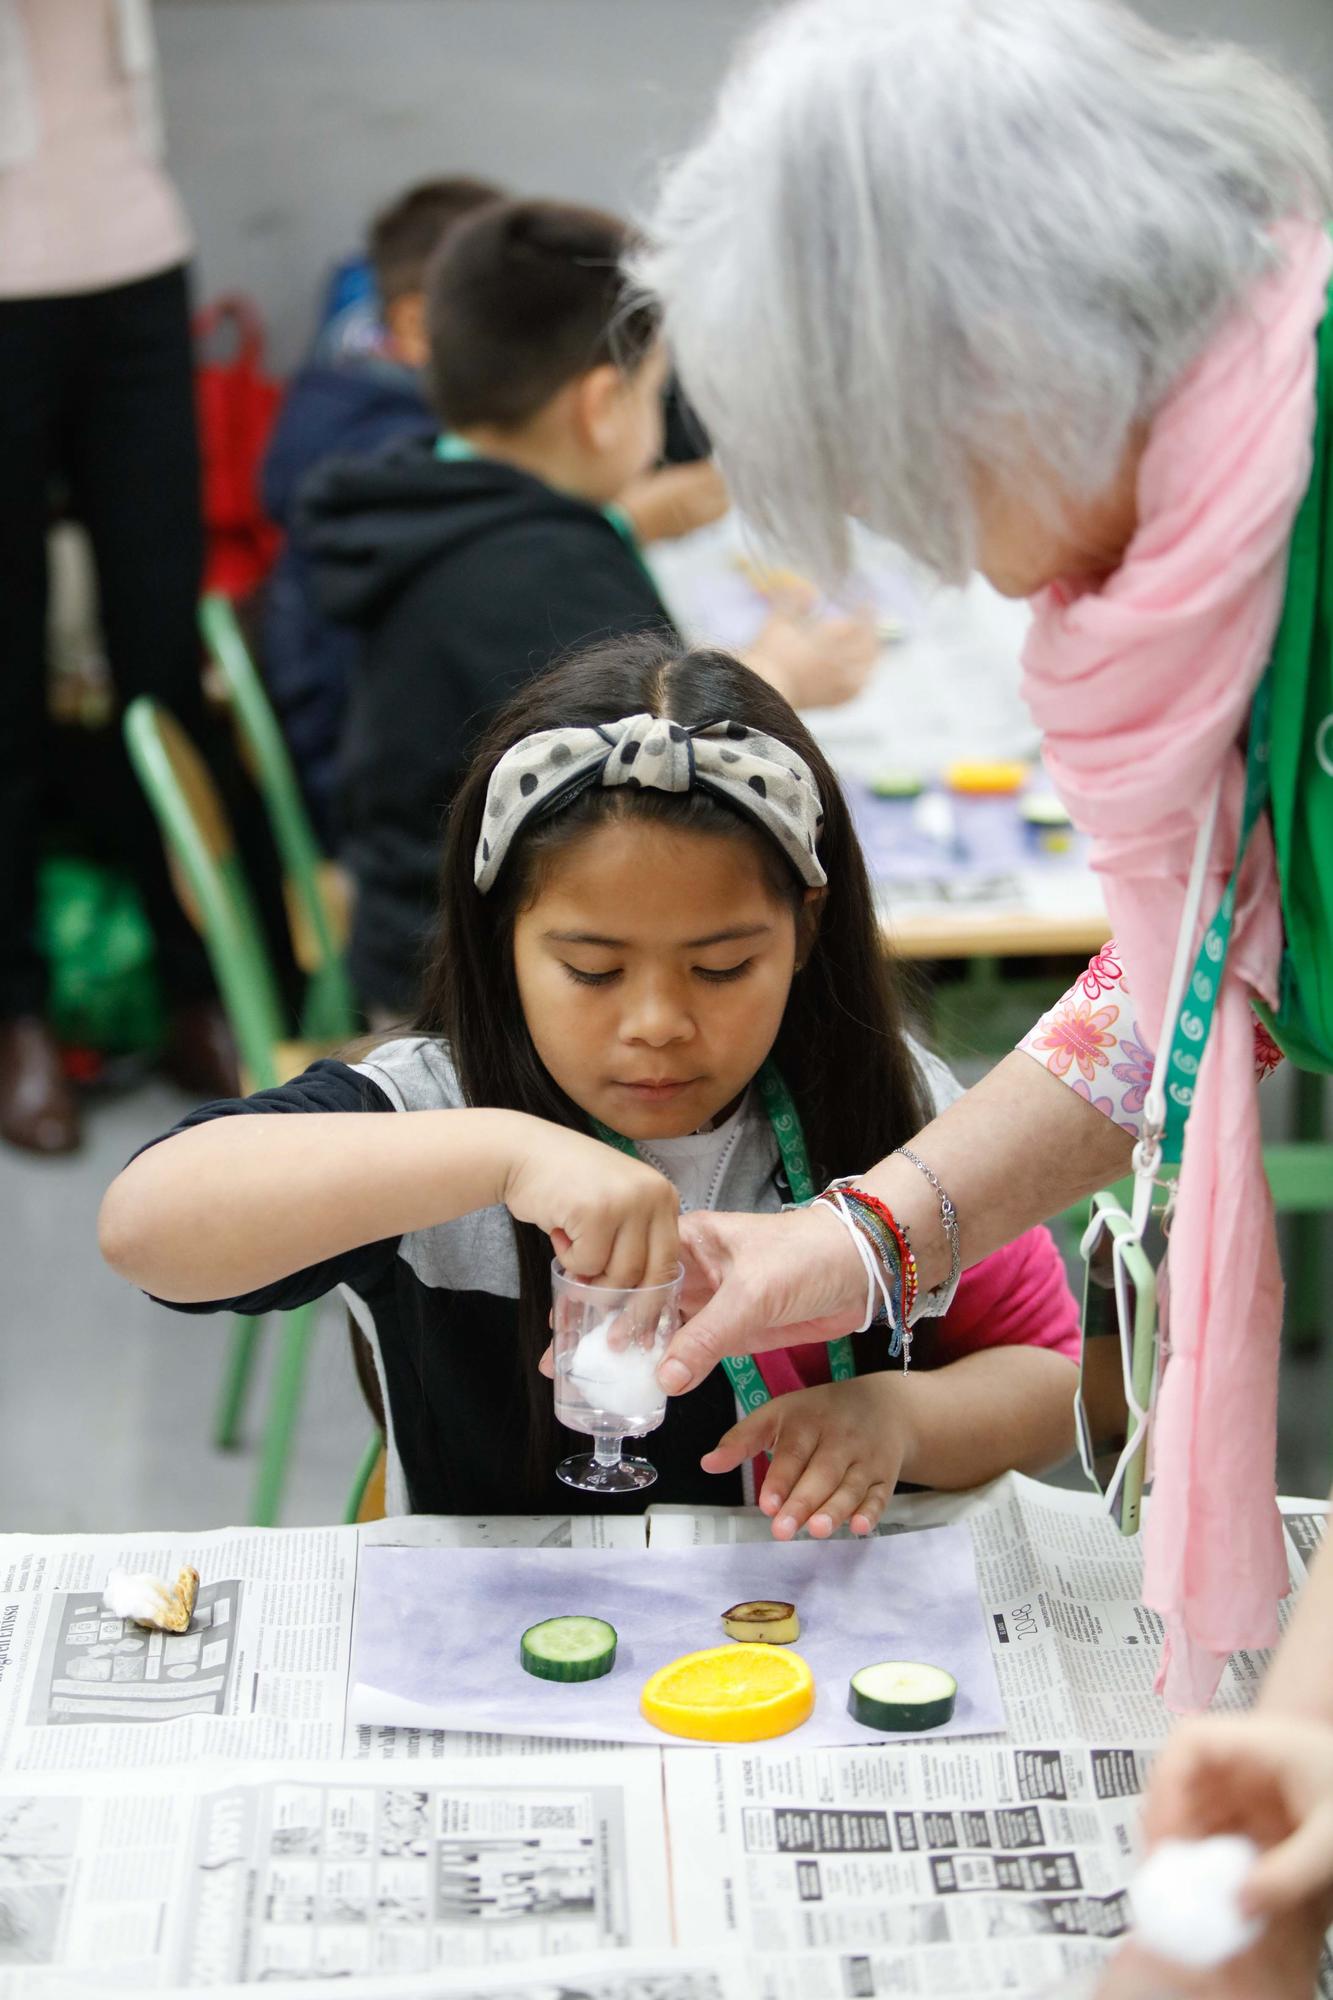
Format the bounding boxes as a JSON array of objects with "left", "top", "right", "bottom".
[{"left": 721, "top": 1599, "right": 800, "bottom": 1645}]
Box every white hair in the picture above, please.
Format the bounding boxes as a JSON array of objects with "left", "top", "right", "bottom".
[{"left": 634, "top": 0, "right": 1333, "bottom": 582}]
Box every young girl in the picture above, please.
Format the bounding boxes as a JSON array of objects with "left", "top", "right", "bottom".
[{"left": 100, "top": 635, "right": 1080, "bottom": 1529}]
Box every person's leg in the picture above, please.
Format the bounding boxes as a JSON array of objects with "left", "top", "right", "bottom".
[
  {"left": 0, "top": 298, "right": 60, "bottom": 1017},
  {"left": 0, "top": 295, "right": 80, "bottom": 1150},
  {"left": 69, "top": 265, "right": 300, "bottom": 1087},
  {"left": 63, "top": 264, "right": 218, "bottom": 1011}
]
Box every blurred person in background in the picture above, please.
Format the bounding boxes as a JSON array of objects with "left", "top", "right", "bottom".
[
  {"left": 261, "top": 176, "right": 503, "bottom": 849},
  {"left": 0, "top": 0, "right": 239, "bottom": 1153}
]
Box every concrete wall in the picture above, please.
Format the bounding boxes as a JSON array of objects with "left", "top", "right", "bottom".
[{"left": 158, "top": 0, "right": 1333, "bottom": 372}]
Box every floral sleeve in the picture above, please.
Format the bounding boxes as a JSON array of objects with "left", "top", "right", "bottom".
[{"left": 1016, "top": 942, "right": 1284, "bottom": 1138}]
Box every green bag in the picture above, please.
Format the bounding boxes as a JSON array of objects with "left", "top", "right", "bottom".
[
  {"left": 1258, "top": 259, "right": 1333, "bottom": 1074},
  {"left": 37, "top": 855, "right": 165, "bottom": 1055}
]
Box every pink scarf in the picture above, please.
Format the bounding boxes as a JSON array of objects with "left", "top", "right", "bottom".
[{"left": 1023, "top": 220, "right": 1332, "bottom": 1711}]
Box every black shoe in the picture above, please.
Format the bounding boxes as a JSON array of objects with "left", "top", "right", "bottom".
[{"left": 0, "top": 1016, "right": 81, "bottom": 1154}]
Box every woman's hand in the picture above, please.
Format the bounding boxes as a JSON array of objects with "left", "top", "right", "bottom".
[
  {"left": 658, "top": 1205, "right": 868, "bottom": 1394},
  {"left": 702, "top": 1376, "right": 908, "bottom": 1539},
  {"left": 502, "top": 1126, "right": 680, "bottom": 1289},
  {"left": 1095, "top": 1715, "right": 1333, "bottom": 1999}
]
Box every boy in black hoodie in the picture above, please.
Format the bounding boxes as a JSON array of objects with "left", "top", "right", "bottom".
[
  {"left": 299, "top": 200, "right": 671, "bottom": 1015},
  {"left": 261, "top": 176, "right": 502, "bottom": 846},
  {"left": 300, "top": 198, "right": 876, "bottom": 1018}
]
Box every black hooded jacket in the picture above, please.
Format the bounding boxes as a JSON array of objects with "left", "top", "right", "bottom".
[{"left": 298, "top": 437, "right": 675, "bottom": 1011}]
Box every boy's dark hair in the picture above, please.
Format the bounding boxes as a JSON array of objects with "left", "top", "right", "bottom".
[
  {"left": 415, "top": 632, "right": 928, "bottom": 1500},
  {"left": 425, "top": 198, "right": 661, "bottom": 429},
  {"left": 368, "top": 176, "right": 503, "bottom": 307}
]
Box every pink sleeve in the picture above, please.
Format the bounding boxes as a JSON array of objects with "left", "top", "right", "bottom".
[
  {"left": 1015, "top": 941, "right": 1147, "bottom": 1137},
  {"left": 930, "top": 1226, "right": 1080, "bottom": 1366},
  {"left": 1015, "top": 939, "right": 1284, "bottom": 1133}
]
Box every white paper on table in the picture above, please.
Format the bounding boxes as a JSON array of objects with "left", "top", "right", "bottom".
[{"left": 348, "top": 1530, "right": 1003, "bottom": 1749}]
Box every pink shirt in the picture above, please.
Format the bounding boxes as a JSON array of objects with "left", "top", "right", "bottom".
[
  {"left": 0, "top": 0, "right": 191, "bottom": 299},
  {"left": 755, "top": 1223, "right": 1081, "bottom": 1404}
]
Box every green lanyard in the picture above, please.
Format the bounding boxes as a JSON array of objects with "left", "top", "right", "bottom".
[
  {"left": 1157, "top": 664, "right": 1273, "bottom": 1166},
  {"left": 435, "top": 433, "right": 656, "bottom": 585},
  {"left": 593, "top": 1061, "right": 855, "bottom": 1412}
]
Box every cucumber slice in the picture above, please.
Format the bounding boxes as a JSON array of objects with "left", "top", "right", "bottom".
[
  {"left": 520, "top": 1615, "right": 617, "bottom": 1682},
  {"left": 721, "top": 1599, "right": 801, "bottom": 1644},
  {"left": 848, "top": 1661, "right": 957, "bottom": 1732}
]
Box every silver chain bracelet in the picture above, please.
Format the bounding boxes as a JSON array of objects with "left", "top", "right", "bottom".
[{"left": 892, "top": 1147, "right": 961, "bottom": 1317}]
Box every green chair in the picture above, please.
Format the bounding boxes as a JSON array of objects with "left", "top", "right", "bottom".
[
  {"left": 199, "top": 592, "right": 356, "bottom": 1043},
  {"left": 124, "top": 696, "right": 338, "bottom": 1526},
  {"left": 345, "top": 1434, "right": 386, "bottom": 1524},
  {"left": 1060, "top": 1142, "right": 1333, "bottom": 1338}
]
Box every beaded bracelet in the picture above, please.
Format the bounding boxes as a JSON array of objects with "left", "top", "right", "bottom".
[
  {"left": 843, "top": 1188, "right": 920, "bottom": 1322},
  {"left": 830, "top": 1194, "right": 904, "bottom": 1341},
  {"left": 845, "top": 1202, "right": 912, "bottom": 1364},
  {"left": 815, "top": 1179, "right": 917, "bottom": 1363}
]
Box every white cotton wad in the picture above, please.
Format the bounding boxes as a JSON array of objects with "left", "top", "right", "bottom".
[
  {"left": 568, "top": 1315, "right": 665, "bottom": 1423},
  {"left": 1128, "top": 1835, "right": 1264, "bottom": 1969},
  {"left": 102, "top": 1569, "right": 172, "bottom": 1624}
]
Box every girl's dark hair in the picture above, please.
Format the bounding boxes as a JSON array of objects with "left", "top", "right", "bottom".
[{"left": 415, "top": 632, "right": 928, "bottom": 1495}]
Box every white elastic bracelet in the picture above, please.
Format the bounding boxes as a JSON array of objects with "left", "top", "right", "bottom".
[{"left": 823, "top": 1192, "right": 898, "bottom": 1336}]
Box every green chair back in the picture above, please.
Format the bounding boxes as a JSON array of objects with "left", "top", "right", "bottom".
[
  {"left": 123, "top": 695, "right": 332, "bottom": 1525},
  {"left": 123, "top": 698, "right": 288, "bottom": 1091},
  {"left": 199, "top": 592, "right": 356, "bottom": 1040}
]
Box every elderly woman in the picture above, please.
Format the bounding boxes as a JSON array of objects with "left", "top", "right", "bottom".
[
  {"left": 635, "top": 0, "right": 1333, "bottom": 1837},
  {"left": 636, "top": 0, "right": 1328, "bottom": 1984},
  {"left": 639, "top": 0, "right": 1333, "bottom": 1984}
]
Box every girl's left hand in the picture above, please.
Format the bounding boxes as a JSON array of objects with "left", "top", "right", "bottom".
[{"left": 701, "top": 1377, "right": 909, "bottom": 1540}]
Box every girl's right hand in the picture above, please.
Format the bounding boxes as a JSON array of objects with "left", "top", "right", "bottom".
[{"left": 501, "top": 1124, "right": 681, "bottom": 1289}]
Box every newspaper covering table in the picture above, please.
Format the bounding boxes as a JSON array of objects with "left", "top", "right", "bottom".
[{"left": 0, "top": 1475, "right": 1324, "bottom": 1998}]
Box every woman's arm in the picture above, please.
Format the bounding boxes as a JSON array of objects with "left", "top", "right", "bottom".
[
  {"left": 860, "top": 1049, "right": 1135, "bottom": 1288},
  {"left": 99, "top": 1107, "right": 681, "bottom": 1302},
  {"left": 662, "top": 1052, "right": 1134, "bottom": 1393}
]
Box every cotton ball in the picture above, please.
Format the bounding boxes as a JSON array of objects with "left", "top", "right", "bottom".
[
  {"left": 103, "top": 1569, "right": 172, "bottom": 1624},
  {"left": 569, "top": 1314, "right": 664, "bottom": 1422},
  {"left": 1129, "top": 1835, "right": 1264, "bottom": 1970}
]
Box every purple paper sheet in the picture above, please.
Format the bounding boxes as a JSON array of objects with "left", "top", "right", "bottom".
[{"left": 349, "top": 1530, "right": 1004, "bottom": 1748}]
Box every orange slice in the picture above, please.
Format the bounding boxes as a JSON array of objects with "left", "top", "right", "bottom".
[{"left": 640, "top": 1643, "right": 815, "bottom": 1742}]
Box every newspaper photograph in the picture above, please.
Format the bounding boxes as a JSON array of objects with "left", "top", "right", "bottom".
[
  {"left": 0, "top": 1750, "right": 669, "bottom": 1988},
  {"left": 0, "top": 1525, "right": 359, "bottom": 1774}
]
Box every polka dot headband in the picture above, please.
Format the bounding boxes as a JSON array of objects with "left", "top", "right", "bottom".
[{"left": 474, "top": 713, "right": 828, "bottom": 893}]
